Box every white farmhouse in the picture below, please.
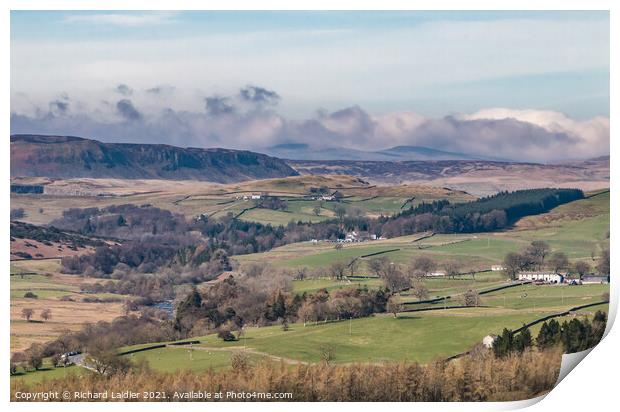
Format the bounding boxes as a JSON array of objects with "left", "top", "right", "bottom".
[
  {"left": 250, "top": 194, "right": 261, "bottom": 200},
  {"left": 518, "top": 271, "right": 564, "bottom": 284},
  {"left": 491, "top": 265, "right": 505, "bottom": 271},
  {"left": 428, "top": 271, "right": 446, "bottom": 277}
]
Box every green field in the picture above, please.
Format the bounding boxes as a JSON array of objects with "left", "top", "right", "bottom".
[
  {"left": 290, "top": 271, "right": 509, "bottom": 299},
  {"left": 113, "top": 311, "right": 557, "bottom": 367},
  {"left": 123, "top": 347, "right": 245, "bottom": 372},
  {"left": 10, "top": 273, "right": 127, "bottom": 301},
  {"left": 240, "top": 207, "right": 333, "bottom": 226},
  {"left": 192, "top": 310, "right": 557, "bottom": 364},
  {"left": 481, "top": 284, "right": 609, "bottom": 310},
  {"left": 235, "top": 235, "right": 523, "bottom": 270},
  {"left": 292, "top": 277, "right": 384, "bottom": 294},
  {"left": 122, "top": 291, "right": 608, "bottom": 369},
  {"left": 11, "top": 363, "right": 85, "bottom": 385},
  {"left": 11, "top": 274, "right": 79, "bottom": 298},
  {"left": 342, "top": 196, "right": 410, "bottom": 216}
]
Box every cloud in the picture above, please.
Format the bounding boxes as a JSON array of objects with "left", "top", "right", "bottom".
[
  {"left": 115, "top": 84, "right": 133, "bottom": 96},
  {"left": 49, "top": 99, "right": 69, "bottom": 116},
  {"left": 317, "top": 106, "right": 375, "bottom": 139},
  {"left": 239, "top": 85, "right": 280, "bottom": 106},
  {"left": 146, "top": 85, "right": 175, "bottom": 96},
  {"left": 205, "top": 96, "right": 235, "bottom": 116},
  {"left": 457, "top": 108, "right": 610, "bottom": 156},
  {"left": 62, "top": 12, "right": 177, "bottom": 27},
  {"left": 116, "top": 99, "right": 142, "bottom": 121},
  {"left": 9, "top": 87, "right": 609, "bottom": 162}
]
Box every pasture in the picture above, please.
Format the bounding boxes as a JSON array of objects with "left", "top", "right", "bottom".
[
  {"left": 191, "top": 309, "right": 571, "bottom": 364},
  {"left": 122, "top": 347, "right": 241, "bottom": 372},
  {"left": 111, "top": 310, "right": 554, "bottom": 367},
  {"left": 115, "top": 287, "right": 608, "bottom": 370},
  {"left": 292, "top": 277, "right": 384, "bottom": 294},
  {"left": 10, "top": 259, "right": 128, "bottom": 352},
  {"left": 10, "top": 362, "right": 85, "bottom": 385},
  {"left": 480, "top": 284, "right": 609, "bottom": 311}
]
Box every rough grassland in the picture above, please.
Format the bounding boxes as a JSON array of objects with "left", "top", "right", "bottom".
[
  {"left": 10, "top": 260, "right": 127, "bottom": 352},
  {"left": 11, "top": 175, "right": 469, "bottom": 226}
]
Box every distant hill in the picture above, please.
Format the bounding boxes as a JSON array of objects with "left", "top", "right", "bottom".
[
  {"left": 11, "top": 134, "right": 298, "bottom": 183},
  {"left": 289, "top": 156, "right": 610, "bottom": 196},
  {"left": 264, "top": 142, "right": 504, "bottom": 161}
]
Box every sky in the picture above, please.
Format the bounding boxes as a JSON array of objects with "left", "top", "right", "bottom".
[{"left": 10, "top": 11, "right": 610, "bottom": 162}]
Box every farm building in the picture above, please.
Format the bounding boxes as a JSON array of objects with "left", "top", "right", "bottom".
[
  {"left": 491, "top": 265, "right": 505, "bottom": 271},
  {"left": 482, "top": 335, "right": 497, "bottom": 349},
  {"left": 518, "top": 272, "right": 564, "bottom": 284},
  {"left": 428, "top": 271, "right": 447, "bottom": 277},
  {"left": 581, "top": 275, "right": 609, "bottom": 284}
]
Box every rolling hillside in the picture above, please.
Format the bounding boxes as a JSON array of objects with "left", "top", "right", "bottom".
[{"left": 290, "top": 157, "right": 610, "bottom": 196}]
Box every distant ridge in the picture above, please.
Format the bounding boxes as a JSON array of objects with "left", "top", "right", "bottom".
[
  {"left": 263, "top": 142, "right": 506, "bottom": 161},
  {"left": 11, "top": 134, "right": 298, "bottom": 183}
]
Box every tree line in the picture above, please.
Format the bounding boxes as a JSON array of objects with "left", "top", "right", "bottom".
[
  {"left": 12, "top": 344, "right": 564, "bottom": 402},
  {"left": 502, "top": 240, "right": 610, "bottom": 280},
  {"left": 493, "top": 310, "right": 607, "bottom": 358},
  {"left": 380, "top": 188, "right": 584, "bottom": 236},
  {"left": 173, "top": 271, "right": 391, "bottom": 339}
]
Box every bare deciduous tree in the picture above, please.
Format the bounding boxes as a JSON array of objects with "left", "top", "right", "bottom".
[
  {"left": 411, "top": 280, "right": 429, "bottom": 301},
  {"left": 411, "top": 256, "right": 436, "bottom": 278},
  {"left": 597, "top": 249, "right": 610, "bottom": 275},
  {"left": 368, "top": 257, "right": 389, "bottom": 277},
  {"left": 444, "top": 260, "right": 461, "bottom": 279},
  {"left": 21, "top": 308, "right": 34, "bottom": 322},
  {"left": 549, "top": 252, "right": 569, "bottom": 274},
  {"left": 40, "top": 309, "right": 52, "bottom": 322},
  {"left": 462, "top": 289, "right": 481, "bottom": 307},
  {"left": 523, "top": 241, "right": 551, "bottom": 270},
  {"left": 319, "top": 343, "right": 335, "bottom": 364},
  {"left": 380, "top": 264, "right": 410, "bottom": 293},
  {"left": 329, "top": 261, "right": 348, "bottom": 280},
  {"left": 573, "top": 261, "right": 590, "bottom": 279},
  {"left": 387, "top": 295, "right": 404, "bottom": 318},
  {"left": 347, "top": 258, "right": 360, "bottom": 277}
]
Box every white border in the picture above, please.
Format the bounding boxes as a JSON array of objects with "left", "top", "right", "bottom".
[{"left": 2, "top": 1, "right": 616, "bottom": 411}]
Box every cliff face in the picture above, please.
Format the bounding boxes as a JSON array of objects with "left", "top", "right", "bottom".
[{"left": 10, "top": 135, "right": 298, "bottom": 183}]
